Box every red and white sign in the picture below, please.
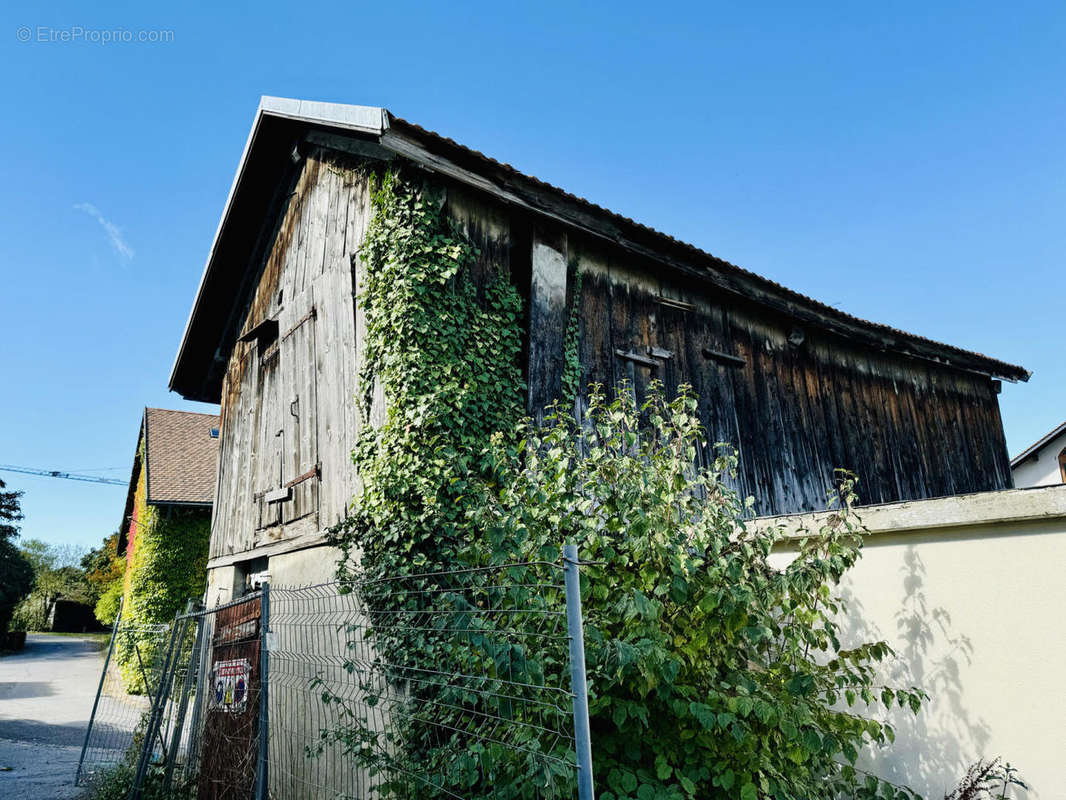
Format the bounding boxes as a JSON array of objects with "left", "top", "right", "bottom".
[{"left": 210, "top": 658, "right": 251, "bottom": 713}]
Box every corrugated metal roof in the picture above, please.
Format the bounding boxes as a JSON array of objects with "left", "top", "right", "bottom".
[{"left": 169, "top": 96, "right": 1030, "bottom": 401}]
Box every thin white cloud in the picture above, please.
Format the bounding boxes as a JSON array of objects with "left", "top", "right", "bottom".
[{"left": 74, "top": 202, "right": 134, "bottom": 261}]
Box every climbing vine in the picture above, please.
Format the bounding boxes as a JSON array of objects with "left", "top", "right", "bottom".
[
  {"left": 117, "top": 449, "right": 210, "bottom": 693},
  {"left": 560, "top": 269, "right": 584, "bottom": 404},
  {"left": 328, "top": 166, "right": 526, "bottom": 578}
]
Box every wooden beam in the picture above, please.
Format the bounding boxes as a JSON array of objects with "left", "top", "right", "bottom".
[
  {"left": 527, "top": 234, "right": 569, "bottom": 417},
  {"left": 702, "top": 348, "right": 746, "bottom": 368}
]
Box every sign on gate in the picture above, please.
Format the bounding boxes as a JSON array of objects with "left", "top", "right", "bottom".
[{"left": 210, "top": 658, "right": 252, "bottom": 713}]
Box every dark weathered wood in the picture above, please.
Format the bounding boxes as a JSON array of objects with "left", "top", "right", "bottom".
[
  {"left": 379, "top": 122, "right": 1029, "bottom": 383},
  {"left": 702, "top": 348, "right": 746, "bottom": 368},
  {"left": 207, "top": 142, "right": 1018, "bottom": 571},
  {"left": 527, "top": 233, "right": 569, "bottom": 418}
]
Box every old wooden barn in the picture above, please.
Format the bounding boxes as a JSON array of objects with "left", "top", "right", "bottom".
[{"left": 168, "top": 97, "right": 1028, "bottom": 594}]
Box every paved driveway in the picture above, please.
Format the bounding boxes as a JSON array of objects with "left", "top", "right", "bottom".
[{"left": 0, "top": 634, "right": 110, "bottom": 799}]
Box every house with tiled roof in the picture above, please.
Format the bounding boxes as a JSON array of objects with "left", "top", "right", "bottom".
[
  {"left": 168, "top": 97, "right": 1028, "bottom": 595},
  {"left": 115, "top": 407, "right": 219, "bottom": 691},
  {"left": 119, "top": 407, "right": 219, "bottom": 559}
]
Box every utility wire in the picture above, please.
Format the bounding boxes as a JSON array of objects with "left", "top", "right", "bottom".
[{"left": 0, "top": 464, "right": 127, "bottom": 487}]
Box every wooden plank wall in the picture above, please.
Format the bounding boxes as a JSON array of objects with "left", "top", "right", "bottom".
[
  {"left": 210, "top": 148, "right": 1013, "bottom": 563},
  {"left": 561, "top": 235, "right": 1012, "bottom": 516},
  {"left": 211, "top": 150, "right": 368, "bottom": 560},
  {"left": 401, "top": 177, "right": 1012, "bottom": 517}
]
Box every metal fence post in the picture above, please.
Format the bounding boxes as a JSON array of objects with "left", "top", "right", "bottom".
[
  {"left": 563, "top": 543, "right": 595, "bottom": 800},
  {"left": 129, "top": 608, "right": 184, "bottom": 800},
  {"left": 256, "top": 581, "right": 270, "bottom": 800},
  {"left": 75, "top": 597, "right": 123, "bottom": 786}
]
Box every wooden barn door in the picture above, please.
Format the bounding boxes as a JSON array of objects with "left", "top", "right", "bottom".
[{"left": 279, "top": 296, "right": 320, "bottom": 525}]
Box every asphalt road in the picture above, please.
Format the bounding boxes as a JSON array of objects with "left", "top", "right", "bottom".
[{"left": 0, "top": 634, "right": 110, "bottom": 799}]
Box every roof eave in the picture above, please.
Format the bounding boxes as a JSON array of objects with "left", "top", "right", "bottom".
[
  {"left": 1010, "top": 421, "right": 1066, "bottom": 467},
  {"left": 168, "top": 97, "right": 388, "bottom": 400}
]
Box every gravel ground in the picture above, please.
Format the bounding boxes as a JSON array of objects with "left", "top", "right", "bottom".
[{"left": 0, "top": 633, "right": 111, "bottom": 799}]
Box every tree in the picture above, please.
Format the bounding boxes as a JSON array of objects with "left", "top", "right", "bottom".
[
  {"left": 0, "top": 479, "right": 34, "bottom": 635},
  {"left": 14, "top": 539, "right": 91, "bottom": 630},
  {"left": 82, "top": 531, "right": 125, "bottom": 594},
  {"left": 83, "top": 531, "right": 126, "bottom": 625}
]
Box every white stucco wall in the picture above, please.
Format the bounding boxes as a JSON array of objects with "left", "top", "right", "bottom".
[
  {"left": 764, "top": 485, "right": 1066, "bottom": 799},
  {"left": 1011, "top": 430, "right": 1066, "bottom": 488}
]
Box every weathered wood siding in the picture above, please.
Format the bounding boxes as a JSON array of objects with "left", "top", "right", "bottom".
[
  {"left": 210, "top": 145, "right": 1013, "bottom": 563},
  {"left": 211, "top": 150, "right": 370, "bottom": 560},
  {"left": 542, "top": 233, "right": 1011, "bottom": 515},
  {"left": 419, "top": 177, "right": 1011, "bottom": 516}
]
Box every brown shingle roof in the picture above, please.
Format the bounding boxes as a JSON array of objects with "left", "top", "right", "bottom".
[{"left": 142, "top": 408, "right": 219, "bottom": 505}]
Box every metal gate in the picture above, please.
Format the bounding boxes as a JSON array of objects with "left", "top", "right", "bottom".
[
  {"left": 196, "top": 594, "right": 265, "bottom": 800},
  {"left": 94, "top": 590, "right": 271, "bottom": 800}
]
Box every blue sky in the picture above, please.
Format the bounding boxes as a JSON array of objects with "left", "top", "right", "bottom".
[{"left": 1, "top": 1, "right": 1063, "bottom": 550}]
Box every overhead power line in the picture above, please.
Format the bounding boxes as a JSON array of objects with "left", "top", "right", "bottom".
[{"left": 0, "top": 464, "right": 127, "bottom": 487}]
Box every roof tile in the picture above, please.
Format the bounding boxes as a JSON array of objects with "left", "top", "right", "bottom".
[{"left": 143, "top": 408, "right": 219, "bottom": 505}]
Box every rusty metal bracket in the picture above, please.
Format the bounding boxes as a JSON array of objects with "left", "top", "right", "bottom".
[
  {"left": 281, "top": 306, "right": 317, "bottom": 340},
  {"left": 284, "top": 465, "right": 320, "bottom": 489}
]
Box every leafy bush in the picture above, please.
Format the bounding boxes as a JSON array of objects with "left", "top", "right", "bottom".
[
  {"left": 84, "top": 531, "right": 126, "bottom": 626},
  {"left": 94, "top": 579, "right": 123, "bottom": 628},
  {"left": 467, "top": 383, "right": 926, "bottom": 800},
  {"left": 0, "top": 540, "right": 33, "bottom": 635},
  {"left": 12, "top": 539, "right": 92, "bottom": 631},
  {"left": 944, "top": 759, "right": 1028, "bottom": 800},
  {"left": 78, "top": 764, "right": 193, "bottom": 800}
]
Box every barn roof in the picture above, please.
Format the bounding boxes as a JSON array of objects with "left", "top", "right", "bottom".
[
  {"left": 119, "top": 408, "right": 219, "bottom": 546},
  {"left": 169, "top": 96, "right": 1030, "bottom": 402}
]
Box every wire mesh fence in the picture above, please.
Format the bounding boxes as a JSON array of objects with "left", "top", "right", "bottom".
[
  {"left": 266, "top": 557, "right": 583, "bottom": 799},
  {"left": 75, "top": 603, "right": 174, "bottom": 787},
  {"left": 95, "top": 551, "right": 592, "bottom": 800}
]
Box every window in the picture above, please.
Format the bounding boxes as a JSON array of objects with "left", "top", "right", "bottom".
[
  {"left": 1059, "top": 448, "right": 1066, "bottom": 484},
  {"left": 234, "top": 556, "right": 269, "bottom": 595}
]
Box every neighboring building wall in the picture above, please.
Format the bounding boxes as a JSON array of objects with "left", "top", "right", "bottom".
[
  {"left": 1011, "top": 431, "right": 1066, "bottom": 488},
  {"left": 765, "top": 486, "right": 1066, "bottom": 799}
]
